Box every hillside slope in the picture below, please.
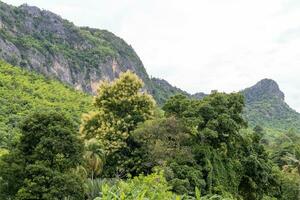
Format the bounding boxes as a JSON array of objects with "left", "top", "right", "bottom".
[
  {"left": 0, "top": 2, "right": 152, "bottom": 94},
  {"left": 1, "top": 2, "right": 299, "bottom": 132},
  {"left": 0, "top": 1, "right": 190, "bottom": 104},
  {"left": 0, "top": 60, "right": 92, "bottom": 149}
]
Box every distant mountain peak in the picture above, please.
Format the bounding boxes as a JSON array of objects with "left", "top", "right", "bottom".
[
  {"left": 257, "top": 78, "right": 280, "bottom": 88},
  {"left": 243, "top": 79, "right": 285, "bottom": 103},
  {"left": 242, "top": 78, "right": 300, "bottom": 130}
]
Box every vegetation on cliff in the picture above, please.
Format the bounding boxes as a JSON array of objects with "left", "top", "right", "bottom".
[{"left": 0, "top": 61, "right": 91, "bottom": 150}]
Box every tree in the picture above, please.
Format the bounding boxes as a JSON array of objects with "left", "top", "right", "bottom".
[
  {"left": 161, "top": 92, "right": 282, "bottom": 198},
  {"left": 238, "top": 129, "right": 280, "bottom": 200},
  {"left": 95, "top": 115, "right": 205, "bottom": 191},
  {"left": 0, "top": 110, "right": 85, "bottom": 200},
  {"left": 84, "top": 139, "right": 106, "bottom": 181},
  {"left": 96, "top": 171, "right": 179, "bottom": 200},
  {"left": 15, "top": 165, "right": 85, "bottom": 200},
  {"left": 163, "top": 92, "right": 246, "bottom": 151},
  {"left": 131, "top": 117, "right": 205, "bottom": 194},
  {"left": 282, "top": 153, "right": 300, "bottom": 199},
  {"left": 80, "top": 71, "right": 155, "bottom": 177}
]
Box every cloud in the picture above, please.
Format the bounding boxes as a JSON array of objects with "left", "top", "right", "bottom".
[{"left": 5, "top": 0, "right": 300, "bottom": 111}]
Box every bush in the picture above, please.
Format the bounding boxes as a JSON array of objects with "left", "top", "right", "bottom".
[{"left": 92, "top": 171, "right": 179, "bottom": 200}]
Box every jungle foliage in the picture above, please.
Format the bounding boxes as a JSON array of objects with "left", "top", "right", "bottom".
[
  {"left": 0, "top": 65, "right": 299, "bottom": 200},
  {"left": 0, "top": 61, "right": 92, "bottom": 151}
]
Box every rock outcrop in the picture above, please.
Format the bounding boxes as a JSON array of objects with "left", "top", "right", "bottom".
[{"left": 0, "top": 2, "right": 152, "bottom": 94}]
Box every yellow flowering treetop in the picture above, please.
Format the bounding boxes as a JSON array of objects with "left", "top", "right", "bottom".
[{"left": 80, "top": 71, "right": 155, "bottom": 154}]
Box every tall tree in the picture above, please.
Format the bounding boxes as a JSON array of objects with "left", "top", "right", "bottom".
[
  {"left": 84, "top": 139, "right": 106, "bottom": 181},
  {"left": 80, "top": 71, "right": 155, "bottom": 177},
  {"left": 80, "top": 71, "right": 155, "bottom": 154},
  {"left": 0, "top": 110, "right": 85, "bottom": 200}
]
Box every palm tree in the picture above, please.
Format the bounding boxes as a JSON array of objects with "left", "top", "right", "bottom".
[{"left": 84, "top": 139, "right": 106, "bottom": 181}]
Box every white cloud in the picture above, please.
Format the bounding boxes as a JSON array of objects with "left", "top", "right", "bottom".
[{"left": 5, "top": 0, "right": 300, "bottom": 111}]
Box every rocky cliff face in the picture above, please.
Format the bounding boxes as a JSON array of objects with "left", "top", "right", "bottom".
[
  {"left": 243, "top": 79, "right": 285, "bottom": 103},
  {"left": 0, "top": 2, "right": 152, "bottom": 94}
]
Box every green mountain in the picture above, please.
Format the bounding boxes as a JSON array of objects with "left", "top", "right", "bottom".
[
  {"left": 0, "top": 2, "right": 152, "bottom": 94},
  {"left": 0, "top": 1, "right": 299, "bottom": 132},
  {"left": 0, "top": 1, "right": 193, "bottom": 105},
  {"left": 242, "top": 79, "right": 300, "bottom": 131},
  {"left": 0, "top": 60, "right": 92, "bottom": 149}
]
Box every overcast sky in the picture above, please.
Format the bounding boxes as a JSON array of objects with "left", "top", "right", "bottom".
[{"left": 5, "top": 0, "right": 300, "bottom": 111}]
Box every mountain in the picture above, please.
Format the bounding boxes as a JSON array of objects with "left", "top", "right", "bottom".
[
  {"left": 0, "top": 2, "right": 152, "bottom": 94},
  {"left": 242, "top": 79, "right": 300, "bottom": 131},
  {"left": 0, "top": 1, "right": 200, "bottom": 104},
  {"left": 187, "top": 79, "right": 300, "bottom": 131},
  {"left": 243, "top": 79, "right": 285, "bottom": 103},
  {"left": 0, "top": 1, "right": 299, "bottom": 132},
  {"left": 0, "top": 60, "right": 92, "bottom": 149}
]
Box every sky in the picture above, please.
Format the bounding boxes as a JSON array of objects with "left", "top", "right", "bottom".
[{"left": 5, "top": 0, "right": 300, "bottom": 111}]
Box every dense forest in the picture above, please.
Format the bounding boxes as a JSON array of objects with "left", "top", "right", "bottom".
[
  {"left": 0, "top": 2, "right": 299, "bottom": 199},
  {"left": 0, "top": 61, "right": 299, "bottom": 200}
]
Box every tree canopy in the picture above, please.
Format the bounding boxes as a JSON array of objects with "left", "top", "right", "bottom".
[{"left": 0, "top": 110, "right": 85, "bottom": 200}]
